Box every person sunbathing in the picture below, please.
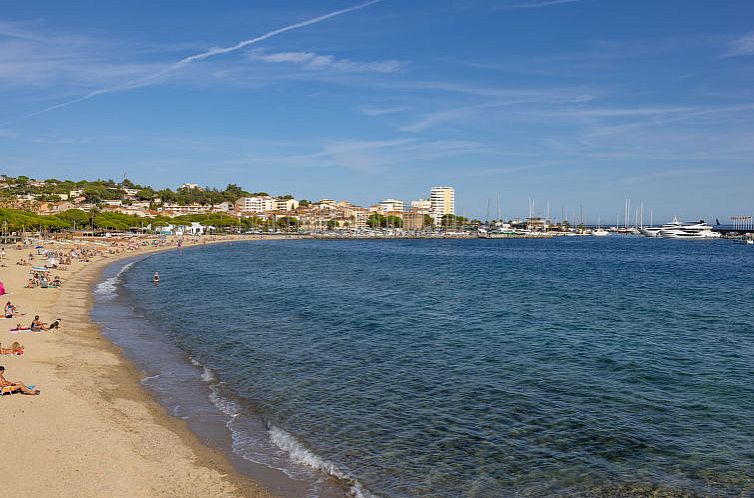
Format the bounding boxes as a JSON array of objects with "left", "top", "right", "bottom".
[
  {"left": 0, "top": 365, "right": 39, "bottom": 394},
  {"left": 30, "top": 316, "right": 48, "bottom": 331},
  {"left": 0, "top": 342, "right": 24, "bottom": 355},
  {"left": 5, "top": 301, "right": 17, "bottom": 318}
]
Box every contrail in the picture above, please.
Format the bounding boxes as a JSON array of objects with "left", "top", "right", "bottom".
[{"left": 16, "top": 0, "right": 383, "bottom": 121}]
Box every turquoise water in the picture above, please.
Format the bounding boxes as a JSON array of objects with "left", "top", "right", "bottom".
[{"left": 95, "top": 238, "right": 754, "bottom": 497}]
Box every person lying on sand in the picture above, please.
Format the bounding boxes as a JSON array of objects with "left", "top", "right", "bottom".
[
  {"left": 0, "top": 342, "right": 24, "bottom": 355},
  {"left": 30, "top": 316, "right": 48, "bottom": 331},
  {"left": 0, "top": 365, "right": 39, "bottom": 395}
]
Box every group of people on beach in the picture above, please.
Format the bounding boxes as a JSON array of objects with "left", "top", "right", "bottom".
[{"left": 1, "top": 241, "right": 75, "bottom": 397}]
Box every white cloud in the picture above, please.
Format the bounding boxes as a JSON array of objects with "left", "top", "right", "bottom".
[
  {"left": 247, "top": 49, "right": 403, "bottom": 73},
  {"left": 359, "top": 105, "right": 410, "bottom": 116},
  {"left": 501, "top": 0, "right": 586, "bottom": 10},
  {"left": 727, "top": 32, "right": 754, "bottom": 57}
]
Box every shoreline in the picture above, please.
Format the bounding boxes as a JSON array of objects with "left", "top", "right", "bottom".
[{"left": 2, "top": 235, "right": 292, "bottom": 497}]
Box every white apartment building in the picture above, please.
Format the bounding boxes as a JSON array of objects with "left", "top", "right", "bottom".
[
  {"left": 276, "top": 198, "right": 299, "bottom": 211},
  {"left": 410, "top": 199, "right": 431, "bottom": 214},
  {"left": 379, "top": 199, "right": 405, "bottom": 213},
  {"left": 235, "top": 196, "right": 276, "bottom": 213},
  {"left": 181, "top": 183, "right": 202, "bottom": 190},
  {"left": 430, "top": 186, "right": 455, "bottom": 225},
  {"left": 160, "top": 203, "right": 211, "bottom": 215}
]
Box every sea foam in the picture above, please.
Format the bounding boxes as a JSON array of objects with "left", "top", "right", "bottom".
[{"left": 94, "top": 260, "right": 136, "bottom": 299}]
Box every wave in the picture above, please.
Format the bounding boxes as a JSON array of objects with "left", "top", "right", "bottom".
[
  {"left": 94, "top": 260, "right": 137, "bottom": 299},
  {"left": 200, "top": 366, "right": 216, "bottom": 383},
  {"left": 190, "top": 341, "right": 371, "bottom": 496},
  {"left": 201, "top": 370, "right": 370, "bottom": 495},
  {"left": 269, "top": 425, "right": 372, "bottom": 498}
]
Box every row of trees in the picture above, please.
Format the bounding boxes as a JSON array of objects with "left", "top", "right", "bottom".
[{"left": 0, "top": 208, "right": 306, "bottom": 233}]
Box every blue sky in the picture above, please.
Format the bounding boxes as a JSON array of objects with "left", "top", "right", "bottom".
[{"left": 1, "top": 0, "right": 753, "bottom": 222}]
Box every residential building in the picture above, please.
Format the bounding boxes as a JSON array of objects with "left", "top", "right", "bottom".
[
  {"left": 181, "top": 183, "right": 202, "bottom": 191},
  {"left": 275, "top": 198, "right": 299, "bottom": 211},
  {"left": 160, "top": 203, "right": 211, "bottom": 216},
  {"left": 235, "top": 196, "right": 275, "bottom": 213},
  {"left": 430, "top": 186, "right": 455, "bottom": 225},
  {"left": 211, "top": 201, "right": 233, "bottom": 212},
  {"left": 403, "top": 212, "right": 426, "bottom": 230},
  {"left": 379, "top": 199, "right": 405, "bottom": 213},
  {"left": 410, "top": 199, "right": 431, "bottom": 214},
  {"left": 342, "top": 206, "right": 370, "bottom": 228},
  {"left": 36, "top": 201, "right": 75, "bottom": 215}
]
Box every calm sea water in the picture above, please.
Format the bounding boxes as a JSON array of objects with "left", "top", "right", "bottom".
[{"left": 93, "top": 238, "right": 754, "bottom": 497}]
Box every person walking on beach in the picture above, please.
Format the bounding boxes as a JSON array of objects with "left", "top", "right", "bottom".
[{"left": 0, "top": 365, "right": 40, "bottom": 395}]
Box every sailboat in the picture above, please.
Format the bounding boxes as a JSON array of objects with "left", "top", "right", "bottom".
[{"left": 593, "top": 216, "right": 609, "bottom": 236}]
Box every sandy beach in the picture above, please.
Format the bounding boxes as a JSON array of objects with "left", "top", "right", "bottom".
[{"left": 1, "top": 235, "right": 281, "bottom": 498}]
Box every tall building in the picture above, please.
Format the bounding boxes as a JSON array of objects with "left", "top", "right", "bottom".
[
  {"left": 379, "top": 199, "right": 405, "bottom": 213},
  {"left": 430, "top": 186, "right": 455, "bottom": 225}
]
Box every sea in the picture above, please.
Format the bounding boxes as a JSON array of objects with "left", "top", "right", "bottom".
[{"left": 91, "top": 237, "right": 754, "bottom": 497}]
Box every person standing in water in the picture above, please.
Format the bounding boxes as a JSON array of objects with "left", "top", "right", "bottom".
[{"left": 153, "top": 272, "right": 160, "bottom": 283}]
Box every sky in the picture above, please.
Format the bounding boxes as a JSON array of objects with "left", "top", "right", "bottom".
[{"left": 1, "top": 0, "right": 753, "bottom": 222}]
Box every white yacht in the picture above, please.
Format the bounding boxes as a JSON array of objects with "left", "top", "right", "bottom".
[
  {"left": 659, "top": 220, "right": 721, "bottom": 239},
  {"left": 641, "top": 217, "right": 683, "bottom": 237},
  {"left": 592, "top": 228, "right": 610, "bottom": 236}
]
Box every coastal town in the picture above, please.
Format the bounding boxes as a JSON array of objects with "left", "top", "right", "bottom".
[
  {"left": 2, "top": 176, "right": 752, "bottom": 242},
  {"left": 0, "top": 175, "right": 463, "bottom": 234}
]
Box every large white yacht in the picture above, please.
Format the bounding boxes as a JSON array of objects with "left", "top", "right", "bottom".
[
  {"left": 641, "top": 218, "right": 683, "bottom": 237},
  {"left": 658, "top": 220, "right": 721, "bottom": 239}
]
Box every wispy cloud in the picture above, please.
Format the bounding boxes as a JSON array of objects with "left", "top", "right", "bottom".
[
  {"left": 359, "top": 105, "right": 411, "bottom": 116},
  {"left": 400, "top": 94, "right": 593, "bottom": 132},
  {"left": 0, "top": 128, "right": 17, "bottom": 139},
  {"left": 726, "top": 32, "right": 754, "bottom": 57},
  {"left": 621, "top": 168, "right": 714, "bottom": 185},
  {"left": 247, "top": 49, "right": 403, "bottom": 73},
  {"left": 500, "top": 0, "right": 587, "bottom": 10},
  {"left": 0, "top": 19, "right": 49, "bottom": 42},
  {"left": 7, "top": 0, "right": 384, "bottom": 123}
]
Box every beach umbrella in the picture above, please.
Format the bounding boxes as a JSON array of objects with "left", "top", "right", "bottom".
[{"left": 35, "top": 245, "right": 44, "bottom": 249}]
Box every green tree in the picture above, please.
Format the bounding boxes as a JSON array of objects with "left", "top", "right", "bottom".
[{"left": 136, "top": 188, "right": 155, "bottom": 200}]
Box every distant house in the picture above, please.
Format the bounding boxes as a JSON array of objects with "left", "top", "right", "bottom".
[
  {"left": 186, "top": 222, "right": 216, "bottom": 235},
  {"left": 211, "top": 201, "right": 233, "bottom": 212},
  {"left": 35, "top": 201, "right": 75, "bottom": 215}
]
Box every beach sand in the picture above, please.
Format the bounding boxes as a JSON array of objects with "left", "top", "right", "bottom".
[{"left": 0, "top": 236, "right": 281, "bottom": 498}]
